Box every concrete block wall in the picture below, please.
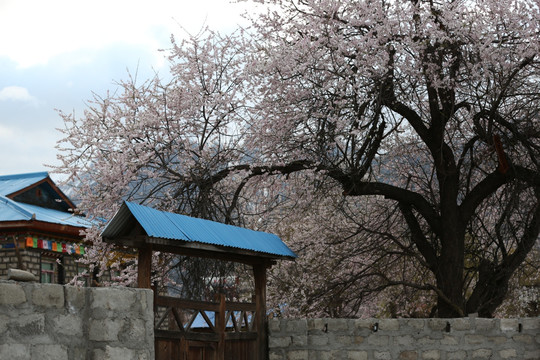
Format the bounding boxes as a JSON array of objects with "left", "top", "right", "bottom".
[
  {"left": 269, "top": 317, "right": 540, "bottom": 360},
  {"left": 0, "top": 280, "right": 154, "bottom": 360}
]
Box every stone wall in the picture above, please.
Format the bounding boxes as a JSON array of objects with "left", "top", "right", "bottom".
[
  {"left": 269, "top": 317, "right": 540, "bottom": 360},
  {"left": 0, "top": 280, "right": 154, "bottom": 360}
]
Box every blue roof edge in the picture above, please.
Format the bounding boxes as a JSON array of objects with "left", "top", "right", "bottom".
[
  {"left": 123, "top": 201, "right": 297, "bottom": 259},
  {"left": 0, "top": 196, "right": 34, "bottom": 219},
  {"left": 0, "top": 172, "right": 49, "bottom": 181}
]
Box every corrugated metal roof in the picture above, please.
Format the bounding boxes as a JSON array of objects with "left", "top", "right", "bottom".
[
  {"left": 0, "top": 195, "right": 93, "bottom": 228},
  {"left": 0, "top": 172, "right": 49, "bottom": 197},
  {"left": 102, "top": 201, "right": 297, "bottom": 259}
]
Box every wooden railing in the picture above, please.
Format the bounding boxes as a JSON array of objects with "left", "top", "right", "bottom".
[{"left": 154, "top": 293, "right": 259, "bottom": 359}]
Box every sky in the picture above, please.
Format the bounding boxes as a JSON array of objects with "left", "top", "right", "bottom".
[{"left": 0, "top": 0, "right": 253, "bottom": 182}]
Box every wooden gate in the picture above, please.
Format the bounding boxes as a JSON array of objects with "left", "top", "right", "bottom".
[{"left": 154, "top": 293, "right": 260, "bottom": 360}]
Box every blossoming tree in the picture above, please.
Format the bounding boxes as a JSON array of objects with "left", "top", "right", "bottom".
[{"left": 55, "top": 0, "right": 540, "bottom": 317}]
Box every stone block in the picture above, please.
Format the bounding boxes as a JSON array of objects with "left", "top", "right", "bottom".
[
  {"left": 269, "top": 318, "right": 281, "bottom": 333},
  {"left": 32, "top": 284, "right": 64, "bottom": 308},
  {"left": 471, "top": 348, "right": 492, "bottom": 359},
  {"left": 120, "top": 318, "right": 147, "bottom": 343},
  {"left": 0, "top": 343, "right": 31, "bottom": 360},
  {"left": 427, "top": 319, "right": 447, "bottom": 332},
  {"left": 512, "top": 334, "right": 533, "bottom": 344},
  {"left": 287, "top": 350, "right": 308, "bottom": 360},
  {"left": 524, "top": 349, "right": 540, "bottom": 359},
  {"left": 450, "top": 318, "right": 471, "bottom": 331},
  {"left": 137, "top": 289, "right": 153, "bottom": 312},
  {"left": 7, "top": 268, "right": 37, "bottom": 282},
  {"left": 269, "top": 350, "right": 284, "bottom": 360},
  {"left": 269, "top": 336, "right": 292, "bottom": 348},
  {"left": 440, "top": 334, "right": 459, "bottom": 345},
  {"left": 285, "top": 319, "right": 307, "bottom": 334},
  {"left": 291, "top": 335, "right": 307, "bottom": 346},
  {"left": 379, "top": 319, "right": 399, "bottom": 331},
  {"left": 334, "top": 335, "right": 353, "bottom": 346},
  {"left": 475, "top": 318, "right": 495, "bottom": 331},
  {"left": 447, "top": 351, "right": 467, "bottom": 359},
  {"left": 353, "top": 319, "right": 374, "bottom": 331},
  {"left": 307, "top": 318, "right": 327, "bottom": 331},
  {"left": 31, "top": 344, "right": 68, "bottom": 360},
  {"left": 88, "top": 319, "right": 123, "bottom": 342},
  {"left": 465, "top": 334, "right": 485, "bottom": 344},
  {"left": 326, "top": 318, "right": 350, "bottom": 332},
  {"left": 308, "top": 334, "right": 328, "bottom": 346},
  {"left": 500, "top": 318, "right": 519, "bottom": 332},
  {"left": 91, "top": 287, "right": 136, "bottom": 312},
  {"left": 417, "top": 336, "right": 438, "bottom": 346},
  {"left": 64, "top": 286, "right": 86, "bottom": 312},
  {"left": 0, "top": 282, "right": 26, "bottom": 305},
  {"left": 347, "top": 350, "right": 368, "bottom": 360},
  {"left": 9, "top": 313, "right": 45, "bottom": 337},
  {"left": 394, "top": 335, "right": 414, "bottom": 346},
  {"left": 314, "top": 350, "right": 334, "bottom": 360},
  {"left": 521, "top": 318, "right": 540, "bottom": 331},
  {"left": 499, "top": 348, "right": 518, "bottom": 359},
  {"left": 51, "top": 314, "right": 83, "bottom": 338},
  {"left": 93, "top": 346, "right": 147, "bottom": 360},
  {"left": 405, "top": 319, "right": 425, "bottom": 331},
  {"left": 374, "top": 351, "right": 391, "bottom": 360},
  {"left": 367, "top": 334, "right": 389, "bottom": 346},
  {"left": 0, "top": 314, "right": 8, "bottom": 335},
  {"left": 399, "top": 350, "right": 418, "bottom": 360},
  {"left": 486, "top": 336, "right": 507, "bottom": 344},
  {"left": 421, "top": 349, "right": 440, "bottom": 360}
]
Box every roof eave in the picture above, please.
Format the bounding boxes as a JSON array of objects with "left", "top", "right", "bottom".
[{"left": 0, "top": 219, "right": 86, "bottom": 238}]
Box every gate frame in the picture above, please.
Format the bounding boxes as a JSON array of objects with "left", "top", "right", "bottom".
[{"left": 138, "top": 243, "right": 272, "bottom": 360}]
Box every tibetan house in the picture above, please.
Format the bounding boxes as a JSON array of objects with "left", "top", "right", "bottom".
[{"left": 0, "top": 172, "right": 93, "bottom": 284}]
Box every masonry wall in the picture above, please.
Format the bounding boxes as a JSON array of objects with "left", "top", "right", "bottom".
[
  {"left": 0, "top": 280, "right": 154, "bottom": 360},
  {"left": 268, "top": 317, "right": 540, "bottom": 360}
]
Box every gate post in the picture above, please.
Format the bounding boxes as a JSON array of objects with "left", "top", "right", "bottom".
[
  {"left": 253, "top": 262, "right": 269, "bottom": 360},
  {"left": 138, "top": 244, "right": 152, "bottom": 289},
  {"left": 217, "top": 293, "right": 226, "bottom": 360}
]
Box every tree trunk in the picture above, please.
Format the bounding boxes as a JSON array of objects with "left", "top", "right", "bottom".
[{"left": 435, "top": 212, "right": 465, "bottom": 318}]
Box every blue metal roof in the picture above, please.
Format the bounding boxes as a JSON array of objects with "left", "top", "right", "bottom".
[
  {"left": 103, "top": 201, "right": 297, "bottom": 259},
  {"left": 0, "top": 172, "right": 92, "bottom": 228},
  {"left": 0, "top": 172, "right": 49, "bottom": 197},
  {"left": 0, "top": 196, "right": 93, "bottom": 228}
]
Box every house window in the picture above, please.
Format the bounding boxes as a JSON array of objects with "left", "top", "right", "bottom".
[
  {"left": 41, "top": 260, "right": 55, "bottom": 283},
  {"left": 77, "top": 266, "right": 91, "bottom": 287}
]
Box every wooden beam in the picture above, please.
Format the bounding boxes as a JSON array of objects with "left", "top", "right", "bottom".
[
  {"left": 216, "top": 293, "right": 226, "bottom": 360},
  {"left": 149, "top": 242, "right": 282, "bottom": 265},
  {"left": 137, "top": 244, "right": 152, "bottom": 289},
  {"left": 253, "top": 262, "right": 270, "bottom": 360}
]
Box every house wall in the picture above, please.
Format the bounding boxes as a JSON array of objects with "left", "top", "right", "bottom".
[
  {"left": 268, "top": 317, "right": 540, "bottom": 360},
  {"left": 0, "top": 280, "right": 154, "bottom": 360},
  {"left": 0, "top": 234, "right": 88, "bottom": 284}
]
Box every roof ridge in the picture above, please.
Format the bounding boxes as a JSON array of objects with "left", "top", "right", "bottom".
[
  {"left": 0, "top": 172, "right": 49, "bottom": 181},
  {"left": 0, "top": 196, "right": 34, "bottom": 219}
]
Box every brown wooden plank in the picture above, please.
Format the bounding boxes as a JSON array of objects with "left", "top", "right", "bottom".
[
  {"left": 137, "top": 244, "right": 152, "bottom": 289},
  {"left": 156, "top": 295, "right": 220, "bottom": 312},
  {"left": 253, "top": 263, "right": 268, "bottom": 360},
  {"left": 216, "top": 294, "right": 226, "bottom": 360},
  {"left": 225, "top": 302, "right": 256, "bottom": 312},
  {"left": 224, "top": 332, "right": 258, "bottom": 341},
  {"left": 154, "top": 329, "right": 220, "bottom": 342}
]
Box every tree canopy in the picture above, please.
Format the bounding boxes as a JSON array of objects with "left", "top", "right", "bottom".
[{"left": 56, "top": 0, "right": 540, "bottom": 318}]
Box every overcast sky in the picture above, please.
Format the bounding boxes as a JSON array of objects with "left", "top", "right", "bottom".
[{"left": 0, "top": 0, "right": 253, "bottom": 182}]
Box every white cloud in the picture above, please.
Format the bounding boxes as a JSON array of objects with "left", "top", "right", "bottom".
[
  {"left": 0, "top": 86, "right": 37, "bottom": 103},
  {"left": 0, "top": 0, "right": 253, "bottom": 69},
  {"left": 0, "top": 124, "right": 14, "bottom": 138}
]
